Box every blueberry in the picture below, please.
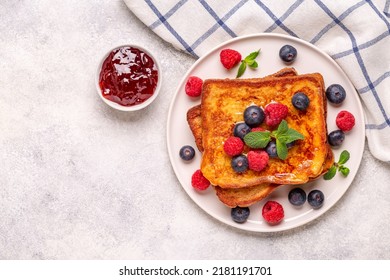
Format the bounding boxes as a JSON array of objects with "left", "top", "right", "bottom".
[
  {"left": 287, "top": 140, "right": 296, "bottom": 149},
  {"left": 288, "top": 188, "right": 306, "bottom": 206},
  {"left": 265, "top": 140, "right": 278, "bottom": 158},
  {"left": 231, "top": 206, "right": 250, "bottom": 223},
  {"left": 233, "top": 122, "right": 251, "bottom": 140},
  {"left": 328, "top": 130, "right": 345, "bottom": 147},
  {"left": 308, "top": 190, "right": 324, "bottom": 209},
  {"left": 244, "top": 105, "right": 265, "bottom": 127},
  {"left": 231, "top": 155, "right": 248, "bottom": 173},
  {"left": 292, "top": 92, "right": 310, "bottom": 111},
  {"left": 179, "top": 145, "right": 195, "bottom": 161},
  {"left": 279, "top": 44, "right": 297, "bottom": 63},
  {"left": 326, "top": 84, "right": 346, "bottom": 104}
]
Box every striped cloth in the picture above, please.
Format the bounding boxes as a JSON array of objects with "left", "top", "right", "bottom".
[{"left": 124, "top": 0, "right": 390, "bottom": 162}]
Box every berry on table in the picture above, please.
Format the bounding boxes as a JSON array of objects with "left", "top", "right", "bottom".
[
  {"left": 191, "top": 169, "right": 210, "bottom": 191},
  {"left": 279, "top": 44, "right": 297, "bottom": 63},
  {"left": 328, "top": 130, "right": 345, "bottom": 147},
  {"left": 326, "top": 84, "right": 346, "bottom": 104},
  {"left": 292, "top": 92, "right": 310, "bottom": 111},
  {"left": 288, "top": 188, "right": 306, "bottom": 206},
  {"left": 308, "top": 190, "right": 324, "bottom": 209},
  {"left": 223, "top": 136, "right": 244, "bottom": 156},
  {"left": 231, "top": 154, "right": 249, "bottom": 173},
  {"left": 220, "top": 49, "right": 242, "bottom": 70},
  {"left": 185, "top": 76, "right": 203, "bottom": 97},
  {"left": 262, "top": 201, "right": 284, "bottom": 224},
  {"left": 231, "top": 206, "right": 250, "bottom": 223},
  {"left": 336, "top": 110, "right": 355, "bottom": 131},
  {"left": 179, "top": 145, "right": 195, "bottom": 161},
  {"left": 244, "top": 105, "right": 265, "bottom": 127}
]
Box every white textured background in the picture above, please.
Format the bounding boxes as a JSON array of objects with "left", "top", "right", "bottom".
[{"left": 0, "top": 0, "right": 389, "bottom": 259}]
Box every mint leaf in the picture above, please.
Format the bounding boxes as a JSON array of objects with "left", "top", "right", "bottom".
[
  {"left": 236, "top": 49, "right": 261, "bottom": 78},
  {"left": 324, "top": 165, "right": 337, "bottom": 180},
  {"left": 276, "top": 120, "right": 289, "bottom": 135},
  {"left": 339, "top": 166, "right": 350, "bottom": 177},
  {"left": 244, "top": 49, "right": 260, "bottom": 62},
  {"left": 247, "top": 60, "right": 258, "bottom": 68},
  {"left": 273, "top": 120, "right": 304, "bottom": 144},
  {"left": 276, "top": 139, "right": 288, "bottom": 160},
  {"left": 324, "top": 149, "right": 351, "bottom": 180},
  {"left": 236, "top": 61, "right": 247, "bottom": 78},
  {"left": 243, "top": 131, "right": 271, "bottom": 149},
  {"left": 285, "top": 128, "right": 304, "bottom": 143},
  {"left": 338, "top": 150, "right": 350, "bottom": 165}
]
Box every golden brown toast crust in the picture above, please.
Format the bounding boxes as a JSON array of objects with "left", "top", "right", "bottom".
[
  {"left": 186, "top": 105, "right": 203, "bottom": 152},
  {"left": 214, "top": 184, "right": 279, "bottom": 208},
  {"left": 200, "top": 73, "right": 328, "bottom": 188}
]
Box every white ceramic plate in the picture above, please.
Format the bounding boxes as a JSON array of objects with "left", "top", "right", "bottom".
[{"left": 167, "top": 33, "right": 365, "bottom": 232}]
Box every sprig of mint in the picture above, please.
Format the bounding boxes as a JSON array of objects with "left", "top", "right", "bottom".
[
  {"left": 243, "top": 120, "right": 304, "bottom": 160},
  {"left": 323, "top": 150, "right": 350, "bottom": 180},
  {"left": 236, "top": 49, "right": 261, "bottom": 78}
]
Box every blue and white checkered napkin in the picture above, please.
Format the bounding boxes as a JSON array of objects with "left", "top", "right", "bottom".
[{"left": 124, "top": 0, "right": 390, "bottom": 162}]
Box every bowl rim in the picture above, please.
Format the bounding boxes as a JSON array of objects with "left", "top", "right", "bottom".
[{"left": 95, "top": 44, "right": 162, "bottom": 112}]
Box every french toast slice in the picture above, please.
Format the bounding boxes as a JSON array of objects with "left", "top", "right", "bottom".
[
  {"left": 186, "top": 69, "right": 332, "bottom": 207},
  {"left": 200, "top": 73, "right": 328, "bottom": 188}
]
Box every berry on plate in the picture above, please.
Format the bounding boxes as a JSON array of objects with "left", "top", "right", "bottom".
[
  {"left": 179, "top": 145, "right": 195, "bottom": 161},
  {"left": 292, "top": 92, "right": 310, "bottom": 111},
  {"left": 247, "top": 150, "right": 269, "bottom": 172},
  {"left": 223, "top": 136, "right": 244, "bottom": 156},
  {"left": 251, "top": 127, "right": 266, "bottom": 132},
  {"left": 264, "top": 102, "right": 288, "bottom": 127},
  {"left": 233, "top": 122, "right": 252, "bottom": 140},
  {"left": 231, "top": 206, "right": 250, "bottom": 223},
  {"left": 220, "top": 49, "right": 242, "bottom": 70},
  {"left": 262, "top": 201, "right": 284, "bottom": 224},
  {"left": 231, "top": 154, "right": 249, "bottom": 173},
  {"left": 279, "top": 44, "right": 297, "bottom": 63},
  {"left": 308, "top": 190, "right": 324, "bottom": 209},
  {"left": 265, "top": 140, "right": 277, "bottom": 158},
  {"left": 185, "top": 76, "right": 203, "bottom": 97},
  {"left": 288, "top": 187, "right": 306, "bottom": 206},
  {"left": 336, "top": 110, "right": 355, "bottom": 131},
  {"left": 191, "top": 169, "right": 210, "bottom": 191},
  {"left": 328, "top": 130, "right": 345, "bottom": 147},
  {"left": 244, "top": 105, "right": 265, "bottom": 127},
  {"left": 326, "top": 84, "right": 346, "bottom": 104}
]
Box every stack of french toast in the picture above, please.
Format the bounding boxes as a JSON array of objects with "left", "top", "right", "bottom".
[{"left": 187, "top": 68, "right": 334, "bottom": 207}]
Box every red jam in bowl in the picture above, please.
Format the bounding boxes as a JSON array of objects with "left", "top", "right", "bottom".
[{"left": 98, "top": 46, "right": 159, "bottom": 107}]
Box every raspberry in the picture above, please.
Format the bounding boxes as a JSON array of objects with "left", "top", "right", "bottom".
[
  {"left": 264, "top": 103, "right": 288, "bottom": 127},
  {"left": 336, "top": 110, "right": 355, "bottom": 131},
  {"left": 191, "top": 169, "right": 210, "bottom": 191},
  {"left": 223, "top": 136, "right": 244, "bottom": 156},
  {"left": 220, "top": 49, "right": 242, "bottom": 70},
  {"left": 185, "top": 76, "right": 203, "bottom": 97},
  {"left": 247, "top": 150, "right": 269, "bottom": 172},
  {"left": 262, "top": 201, "right": 284, "bottom": 224},
  {"left": 251, "top": 127, "right": 266, "bottom": 132}
]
